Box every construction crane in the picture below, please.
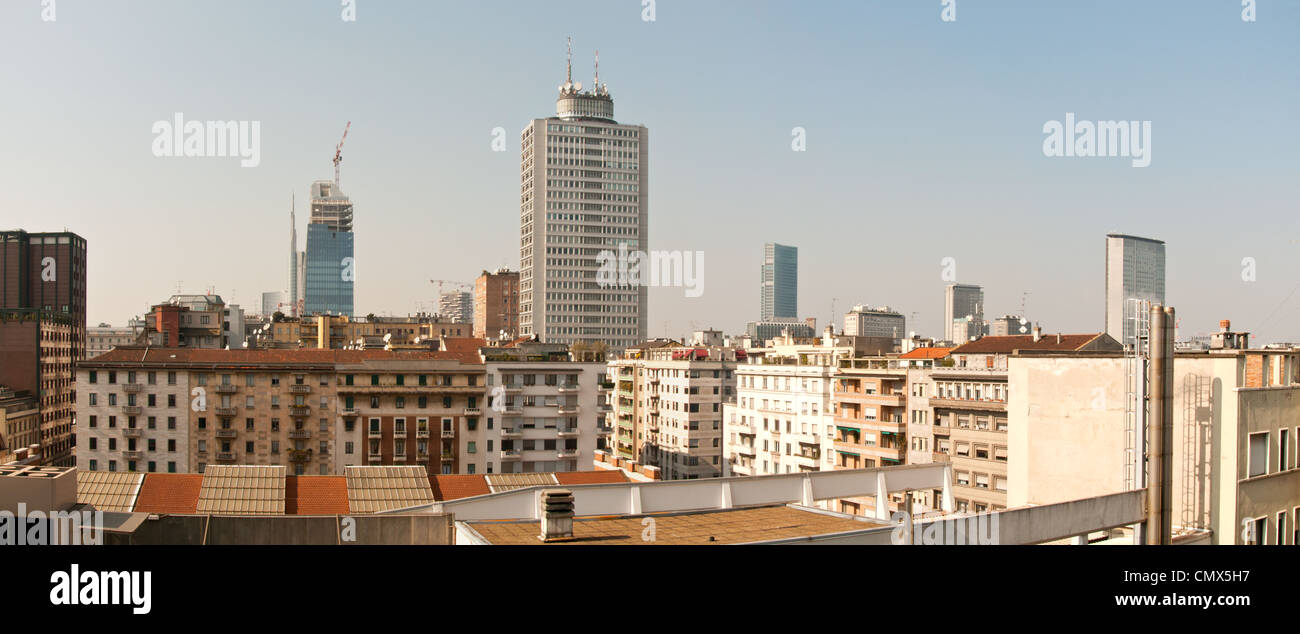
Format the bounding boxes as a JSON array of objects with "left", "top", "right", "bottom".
[{"left": 333, "top": 121, "right": 351, "bottom": 186}]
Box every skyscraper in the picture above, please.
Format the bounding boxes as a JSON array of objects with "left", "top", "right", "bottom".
[
  {"left": 944, "top": 283, "right": 984, "bottom": 343},
  {"left": 1105, "top": 233, "right": 1166, "bottom": 347},
  {"left": 518, "top": 40, "right": 648, "bottom": 350},
  {"left": 761, "top": 243, "right": 797, "bottom": 321},
  {"left": 304, "top": 180, "right": 355, "bottom": 317}
]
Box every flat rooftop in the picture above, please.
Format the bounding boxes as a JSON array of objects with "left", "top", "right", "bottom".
[{"left": 463, "top": 505, "right": 889, "bottom": 545}]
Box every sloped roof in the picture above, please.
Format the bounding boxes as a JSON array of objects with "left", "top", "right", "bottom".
[
  {"left": 948, "top": 334, "right": 1116, "bottom": 355},
  {"left": 285, "top": 476, "right": 349, "bottom": 515},
  {"left": 899, "top": 347, "right": 953, "bottom": 360},
  {"left": 133, "top": 473, "right": 203, "bottom": 514},
  {"left": 76, "top": 471, "right": 144, "bottom": 512}
]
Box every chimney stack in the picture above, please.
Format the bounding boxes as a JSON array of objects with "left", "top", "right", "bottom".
[
  {"left": 538, "top": 488, "right": 575, "bottom": 542},
  {"left": 1220, "top": 319, "right": 1231, "bottom": 333},
  {"left": 1032, "top": 326, "right": 1042, "bottom": 342}
]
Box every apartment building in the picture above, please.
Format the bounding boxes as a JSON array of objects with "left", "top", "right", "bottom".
[
  {"left": 261, "top": 314, "right": 472, "bottom": 349},
  {"left": 0, "top": 309, "right": 76, "bottom": 465},
  {"left": 725, "top": 330, "right": 892, "bottom": 483},
  {"left": 932, "top": 330, "right": 1122, "bottom": 513},
  {"left": 610, "top": 340, "right": 739, "bottom": 480},
  {"left": 476, "top": 340, "right": 607, "bottom": 475},
  {"left": 87, "top": 322, "right": 145, "bottom": 358},
  {"left": 0, "top": 386, "right": 40, "bottom": 464},
  {"left": 77, "top": 346, "right": 487, "bottom": 476},
  {"left": 474, "top": 268, "right": 520, "bottom": 340},
  {"left": 1008, "top": 332, "right": 1300, "bottom": 544}
]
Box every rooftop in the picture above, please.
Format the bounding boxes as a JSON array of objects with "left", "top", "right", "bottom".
[
  {"left": 948, "top": 333, "right": 1119, "bottom": 355},
  {"left": 82, "top": 345, "right": 483, "bottom": 366}
]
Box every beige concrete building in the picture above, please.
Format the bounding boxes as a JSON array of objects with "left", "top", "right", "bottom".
[
  {"left": 1008, "top": 340, "right": 1300, "bottom": 544},
  {"left": 0, "top": 386, "right": 40, "bottom": 464},
  {"left": 474, "top": 268, "right": 519, "bottom": 340},
  {"left": 610, "top": 340, "right": 738, "bottom": 480}
]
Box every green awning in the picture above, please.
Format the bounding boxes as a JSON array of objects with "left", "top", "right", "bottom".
[
  {"left": 837, "top": 450, "right": 860, "bottom": 457},
  {"left": 835, "top": 425, "right": 859, "bottom": 433}
]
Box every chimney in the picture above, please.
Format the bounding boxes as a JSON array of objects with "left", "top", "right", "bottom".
[
  {"left": 1220, "top": 319, "right": 1231, "bottom": 333},
  {"left": 1032, "top": 326, "right": 1042, "bottom": 342},
  {"left": 1055, "top": 333, "right": 1061, "bottom": 344},
  {"left": 538, "top": 488, "right": 575, "bottom": 542}
]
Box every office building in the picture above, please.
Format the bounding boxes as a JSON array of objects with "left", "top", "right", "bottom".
[
  {"left": 305, "top": 180, "right": 355, "bottom": 317},
  {"left": 1105, "top": 233, "right": 1166, "bottom": 347},
  {"left": 474, "top": 268, "right": 519, "bottom": 339},
  {"left": 843, "top": 305, "right": 906, "bottom": 342},
  {"left": 288, "top": 198, "right": 300, "bottom": 318},
  {"left": 943, "top": 284, "right": 983, "bottom": 344},
  {"left": 989, "top": 315, "right": 1032, "bottom": 337},
  {"left": 518, "top": 42, "right": 648, "bottom": 350},
  {"left": 761, "top": 242, "right": 797, "bottom": 321}
]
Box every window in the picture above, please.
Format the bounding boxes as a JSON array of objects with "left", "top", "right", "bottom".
[
  {"left": 1248, "top": 432, "right": 1269, "bottom": 477},
  {"left": 1280, "top": 428, "right": 1290, "bottom": 472},
  {"left": 168, "top": 462, "right": 176, "bottom": 473}
]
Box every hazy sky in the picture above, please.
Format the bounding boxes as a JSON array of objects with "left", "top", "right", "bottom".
[{"left": 3, "top": 1, "right": 1298, "bottom": 343}]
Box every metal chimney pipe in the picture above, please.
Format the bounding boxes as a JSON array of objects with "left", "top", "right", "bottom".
[{"left": 1146, "top": 305, "right": 1175, "bottom": 545}]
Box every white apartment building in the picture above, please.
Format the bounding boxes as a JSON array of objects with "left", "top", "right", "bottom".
[
  {"left": 77, "top": 367, "right": 193, "bottom": 474},
  {"left": 518, "top": 43, "right": 648, "bottom": 351},
  {"left": 478, "top": 342, "right": 608, "bottom": 475}
]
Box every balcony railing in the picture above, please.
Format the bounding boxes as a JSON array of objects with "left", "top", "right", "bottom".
[
  {"left": 214, "top": 384, "right": 238, "bottom": 394},
  {"left": 557, "top": 428, "right": 579, "bottom": 438},
  {"left": 416, "top": 429, "right": 430, "bottom": 438},
  {"left": 214, "top": 429, "right": 237, "bottom": 438},
  {"left": 501, "top": 428, "right": 522, "bottom": 438},
  {"left": 341, "top": 408, "right": 359, "bottom": 418},
  {"left": 122, "top": 450, "right": 145, "bottom": 460},
  {"left": 289, "top": 406, "right": 311, "bottom": 417},
  {"left": 214, "top": 407, "right": 237, "bottom": 417},
  {"left": 557, "top": 405, "right": 580, "bottom": 415},
  {"left": 288, "top": 430, "right": 311, "bottom": 439},
  {"left": 463, "top": 407, "right": 482, "bottom": 416},
  {"left": 368, "top": 452, "right": 383, "bottom": 462},
  {"left": 122, "top": 405, "right": 143, "bottom": 415},
  {"left": 500, "top": 449, "right": 521, "bottom": 460},
  {"left": 441, "top": 429, "right": 455, "bottom": 439},
  {"left": 215, "top": 452, "right": 237, "bottom": 461},
  {"left": 122, "top": 428, "right": 143, "bottom": 438},
  {"left": 558, "top": 449, "right": 580, "bottom": 458},
  {"left": 122, "top": 384, "right": 144, "bottom": 393},
  {"left": 289, "top": 384, "right": 312, "bottom": 393},
  {"left": 288, "top": 449, "right": 313, "bottom": 463},
  {"left": 556, "top": 384, "right": 579, "bottom": 394}
]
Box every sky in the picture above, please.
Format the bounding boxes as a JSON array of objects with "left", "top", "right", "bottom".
[{"left": 2, "top": 0, "right": 1298, "bottom": 343}]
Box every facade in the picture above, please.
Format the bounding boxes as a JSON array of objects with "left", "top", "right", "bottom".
[
  {"left": 989, "top": 315, "right": 1032, "bottom": 337},
  {"left": 476, "top": 341, "right": 607, "bottom": 475},
  {"left": 761, "top": 242, "right": 798, "bottom": 321},
  {"left": 0, "top": 309, "right": 75, "bottom": 465},
  {"left": 610, "top": 341, "right": 738, "bottom": 480},
  {"left": 305, "top": 180, "right": 355, "bottom": 317},
  {"left": 843, "top": 305, "right": 906, "bottom": 342},
  {"left": 289, "top": 199, "right": 300, "bottom": 318},
  {"left": 943, "top": 283, "right": 983, "bottom": 344},
  {"left": 0, "top": 230, "right": 88, "bottom": 363},
  {"left": 263, "top": 314, "right": 471, "bottom": 349},
  {"left": 745, "top": 319, "right": 815, "bottom": 343},
  {"left": 474, "top": 268, "right": 520, "bottom": 339},
  {"left": 1104, "top": 233, "right": 1166, "bottom": 347},
  {"left": 0, "top": 387, "right": 40, "bottom": 464},
  {"left": 439, "top": 290, "right": 473, "bottom": 324},
  {"left": 144, "top": 294, "right": 229, "bottom": 348},
  {"left": 518, "top": 45, "right": 648, "bottom": 350},
  {"left": 87, "top": 323, "right": 144, "bottom": 358},
  {"left": 261, "top": 291, "right": 286, "bottom": 318}
]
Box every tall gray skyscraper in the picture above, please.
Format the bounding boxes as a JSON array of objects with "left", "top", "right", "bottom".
[
  {"left": 518, "top": 40, "right": 648, "bottom": 350},
  {"left": 1105, "top": 233, "right": 1166, "bottom": 347},
  {"left": 761, "top": 243, "right": 797, "bottom": 321},
  {"left": 944, "top": 283, "right": 984, "bottom": 343},
  {"left": 288, "top": 195, "right": 299, "bottom": 317}
]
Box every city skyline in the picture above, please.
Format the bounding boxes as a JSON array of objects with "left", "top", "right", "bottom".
[{"left": 3, "top": 1, "right": 1298, "bottom": 344}]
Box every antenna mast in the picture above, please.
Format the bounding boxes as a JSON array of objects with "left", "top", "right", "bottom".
[{"left": 566, "top": 37, "right": 573, "bottom": 84}]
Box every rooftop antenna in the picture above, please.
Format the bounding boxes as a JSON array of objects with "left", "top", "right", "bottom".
[
  {"left": 594, "top": 49, "right": 599, "bottom": 93},
  {"left": 566, "top": 36, "right": 573, "bottom": 84}
]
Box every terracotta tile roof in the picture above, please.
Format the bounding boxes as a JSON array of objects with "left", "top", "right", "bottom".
[
  {"left": 438, "top": 337, "right": 488, "bottom": 362},
  {"left": 948, "top": 333, "right": 1115, "bottom": 355},
  {"left": 285, "top": 476, "right": 349, "bottom": 515},
  {"left": 554, "top": 470, "right": 630, "bottom": 486},
  {"left": 899, "top": 347, "right": 953, "bottom": 360},
  {"left": 429, "top": 474, "right": 493, "bottom": 501},
  {"left": 133, "top": 473, "right": 203, "bottom": 514}
]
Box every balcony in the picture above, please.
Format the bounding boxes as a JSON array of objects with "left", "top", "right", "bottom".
[
  {"left": 122, "top": 428, "right": 143, "bottom": 438},
  {"left": 122, "top": 405, "right": 143, "bottom": 415},
  {"left": 597, "top": 403, "right": 612, "bottom": 414},
  {"left": 595, "top": 426, "right": 613, "bottom": 436},
  {"left": 502, "top": 407, "right": 523, "bottom": 415},
  {"left": 214, "top": 384, "right": 238, "bottom": 394},
  {"left": 500, "top": 449, "right": 521, "bottom": 460},
  {"left": 288, "top": 449, "right": 313, "bottom": 463},
  {"left": 214, "top": 429, "right": 237, "bottom": 439},
  {"left": 122, "top": 450, "right": 145, "bottom": 460},
  {"left": 440, "top": 429, "right": 455, "bottom": 439},
  {"left": 503, "top": 385, "right": 523, "bottom": 394},
  {"left": 557, "top": 428, "right": 579, "bottom": 438},
  {"left": 928, "top": 397, "right": 1006, "bottom": 412},
  {"left": 556, "top": 384, "right": 579, "bottom": 394},
  {"left": 736, "top": 445, "right": 756, "bottom": 457},
  {"left": 463, "top": 407, "right": 482, "bottom": 416},
  {"left": 368, "top": 452, "right": 383, "bottom": 463},
  {"left": 501, "top": 428, "right": 522, "bottom": 439},
  {"left": 416, "top": 428, "right": 430, "bottom": 438},
  {"left": 341, "top": 408, "right": 359, "bottom": 418},
  {"left": 288, "top": 430, "right": 311, "bottom": 440},
  {"left": 440, "top": 452, "right": 454, "bottom": 462},
  {"left": 557, "top": 405, "right": 580, "bottom": 415},
  {"left": 289, "top": 384, "right": 312, "bottom": 394},
  {"left": 597, "top": 380, "right": 614, "bottom": 391},
  {"left": 289, "top": 406, "right": 311, "bottom": 417},
  {"left": 558, "top": 448, "right": 580, "bottom": 458},
  {"left": 123, "top": 384, "right": 144, "bottom": 393},
  {"left": 216, "top": 452, "right": 237, "bottom": 462},
  {"left": 214, "top": 407, "right": 237, "bottom": 417}
]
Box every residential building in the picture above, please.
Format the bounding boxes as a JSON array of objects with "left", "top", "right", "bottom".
[
  {"left": 143, "top": 294, "right": 230, "bottom": 348},
  {"left": 439, "top": 290, "right": 472, "bottom": 324},
  {"left": 518, "top": 42, "right": 648, "bottom": 350},
  {"left": 87, "top": 322, "right": 144, "bottom": 358},
  {"left": 0, "top": 309, "right": 75, "bottom": 465},
  {"left": 843, "top": 305, "right": 906, "bottom": 342},
  {"left": 610, "top": 340, "right": 739, "bottom": 479},
  {"left": 0, "top": 230, "right": 88, "bottom": 363},
  {"left": 476, "top": 340, "right": 608, "bottom": 475},
  {"left": 933, "top": 330, "right": 1122, "bottom": 512},
  {"left": 943, "top": 283, "right": 983, "bottom": 344},
  {"left": 1007, "top": 323, "right": 1300, "bottom": 544},
  {"left": 1105, "top": 233, "right": 1166, "bottom": 347},
  {"left": 761, "top": 242, "right": 798, "bottom": 321},
  {"left": 474, "top": 268, "right": 519, "bottom": 339},
  {"left": 305, "top": 180, "right": 355, "bottom": 317},
  {"left": 0, "top": 387, "right": 40, "bottom": 464}
]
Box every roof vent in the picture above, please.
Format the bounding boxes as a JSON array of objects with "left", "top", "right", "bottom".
[{"left": 538, "top": 488, "right": 575, "bottom": 542}]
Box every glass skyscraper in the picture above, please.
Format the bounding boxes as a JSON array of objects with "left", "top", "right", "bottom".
[
  {"left": 304, "top": 180, "right": 355, "bottom": 317},
  {"left": 761, "top": 243, "right": 798, "bottom": 321}
]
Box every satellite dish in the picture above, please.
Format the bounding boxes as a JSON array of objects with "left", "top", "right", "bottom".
[
  {"left": 574, "top": 81, "right": 582, "bottom": 91},
  {"left": 1019, "top": 318, "right": 1027, "bottom": 325},
  {"left": 383, "top": 333, "right": 392, "bottom": 343}
]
